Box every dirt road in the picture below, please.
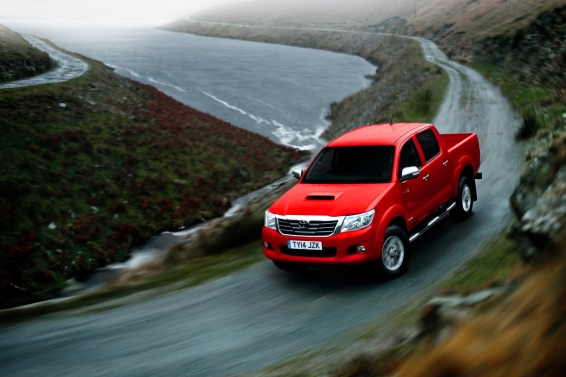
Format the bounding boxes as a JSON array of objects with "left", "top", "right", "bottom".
[
  {"left": 0, "top": 35, "right": 87, "bottom": 89},
  {"left": 0, "top": 34, "right": 520, "bottom": 377}
]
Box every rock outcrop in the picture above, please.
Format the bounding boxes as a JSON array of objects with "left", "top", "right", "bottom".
[{"left": 511, "top": 134, "right": 566, "bottom": 259}]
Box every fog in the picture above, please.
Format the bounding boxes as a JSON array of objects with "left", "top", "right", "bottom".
[{"left": 0, "top": 0, "right": 250, "bottom": 20}]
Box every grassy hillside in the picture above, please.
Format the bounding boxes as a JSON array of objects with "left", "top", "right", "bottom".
[
  {"left": 193, "top": 0, "right": 417, "bottom": 27},
  {"left": 468, "top": 5, "right": 566, "bottom": 143},
  {"left": 194, "top": 0, "right": 562, "bottom": 59},
  {"left": 0, "top": 42, "right": 306, "bottom": 303},
  {"left": 0, "top": 24, "right": 52, "bottom": 82}
]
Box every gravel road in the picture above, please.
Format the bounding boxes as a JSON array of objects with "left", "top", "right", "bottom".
[
  {"left": 0, "top": 35, "right": 520, "bottom": 377},
  {"left": 0, "top": 35, "right": 87, "bottom": 89}
]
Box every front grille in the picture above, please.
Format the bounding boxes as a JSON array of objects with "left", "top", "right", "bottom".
[
  {"left": 279, "top": 245, "right": 337, "bottom": 257},
  {"left": 277, "top": 219, "right": 338, "bottom": 236}
]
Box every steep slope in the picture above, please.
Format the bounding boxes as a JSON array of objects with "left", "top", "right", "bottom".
[
  {"left": 0, "top": 24, "right": 52, "bottom": 82},
  {"left": 194, "top": 0, "right": 562, "bottom": 59}
]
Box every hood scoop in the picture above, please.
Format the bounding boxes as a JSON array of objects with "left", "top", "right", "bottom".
[{"left": 305, "top": 192, "right": 343, "bottom": 201}]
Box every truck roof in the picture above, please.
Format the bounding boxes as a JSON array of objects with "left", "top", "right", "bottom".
[{"left": 329, "top": 122, "right": 431, "bottom": 147}]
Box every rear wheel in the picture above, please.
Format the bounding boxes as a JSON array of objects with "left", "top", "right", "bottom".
[
  {"left": 450, "top": 175, "right": 474, "bottom": 222},
  {"left": 377, "top": 225, "right": 410, "bottom": 278}
]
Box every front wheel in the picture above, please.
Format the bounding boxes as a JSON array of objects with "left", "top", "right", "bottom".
[
  {"left": 450, "top": 175, "right": 474, "bottom": 222},
  {"left": 376, "top": 225, "right": 410, "bottom": 278}
]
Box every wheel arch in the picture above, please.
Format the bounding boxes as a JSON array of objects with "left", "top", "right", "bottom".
[
  {"left": 453, "top": 158, "right": 477, "bottom": 202},
  {"left": 460, "top": 164, "right": 477, "bottom": 201},
  {"left": 389, "top": 216, "right": 408, "bottom": 234},
  {"left": 374, "top": 205, "right": 408, "bottom": 257}
]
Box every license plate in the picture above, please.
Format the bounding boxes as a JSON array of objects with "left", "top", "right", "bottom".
[{"left": 287, "top": 240, "right": 322, "bottom": 250}]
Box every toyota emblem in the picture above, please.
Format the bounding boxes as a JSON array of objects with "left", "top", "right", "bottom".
[{"left": 298, "top": 220, "right": 309, "bottom": 229}]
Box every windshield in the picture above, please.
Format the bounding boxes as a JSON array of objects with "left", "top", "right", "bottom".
[{"left": 303, "top": 146, "right": 394, "bottom": 184}]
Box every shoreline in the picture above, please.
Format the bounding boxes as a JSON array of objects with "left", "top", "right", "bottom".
[{"left": 159, "top": 19, "right": 448, "bottom": 138}]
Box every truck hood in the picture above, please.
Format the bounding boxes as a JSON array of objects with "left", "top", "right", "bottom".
[{"left": 269, "top": 183, "right": 389, "bottom": 217}]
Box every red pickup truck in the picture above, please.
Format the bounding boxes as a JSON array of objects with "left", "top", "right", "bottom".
[{"left": 262, "top": 123, "right": 481, "bottom": 278}]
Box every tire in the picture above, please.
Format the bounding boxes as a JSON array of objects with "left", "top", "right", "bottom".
[
  {"left": 376, "top": 225, "right": 410, "bottom": 278},
  {"left": 450, "top": 175, "right": 474, "bottom": 222}
]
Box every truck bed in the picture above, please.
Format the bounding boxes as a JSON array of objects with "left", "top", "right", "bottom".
[{"left": 439, "top": 133, "right": 476, "bottom": 153}]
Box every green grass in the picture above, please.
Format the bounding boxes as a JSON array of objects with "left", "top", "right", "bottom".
[
  {"left": 398, "top": 65, "right": 449, "bottom": 124},
  {"left": 0, "top": 241, "right": 265, "bottom": 327},
  {"left": 442, "top": 232, "right": 521, "bottom": 292}
]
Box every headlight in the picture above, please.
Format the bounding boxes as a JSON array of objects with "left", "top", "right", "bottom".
[
  {"left": 265, "top": 210, "right": 277, "bottom": 230},
  {"left": 341, "top": 209, "right": 375, "bottom": 232}
]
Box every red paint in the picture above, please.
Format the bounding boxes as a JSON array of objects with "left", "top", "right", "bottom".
[{"left": 262, "top": 123, "right": 481, "bottom": 266}]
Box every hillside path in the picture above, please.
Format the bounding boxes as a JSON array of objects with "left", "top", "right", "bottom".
[
  {"left": 0, "top": 35, "right": 87, "bottom": 89},
  {"left": 0, "top": 27, "right": 520, "bottom": 377}
]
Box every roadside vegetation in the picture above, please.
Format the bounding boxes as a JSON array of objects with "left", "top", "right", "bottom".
[
  {"left": 470, "top": 63, "right": 565, "bottom": 141},
  {"left": 324, "top": 43, "right": 448, "bottom": 139},
  {"left": 0, "top": 41, "right": 306, "bottom": 308},
  {"left": 0, "top": 242, "right": 265, "bottom": 326},
  {"left": 0, "top": 24, "right": 53, "bottom": 82}
]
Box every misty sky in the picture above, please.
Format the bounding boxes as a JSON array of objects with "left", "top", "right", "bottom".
[{"left": 0, "top": 0, "right": 248, "bottom": 20}]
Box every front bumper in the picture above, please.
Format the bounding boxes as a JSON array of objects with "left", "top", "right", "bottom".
[{"left": 262, "top": 225, "right": 379, "bottom": 265}]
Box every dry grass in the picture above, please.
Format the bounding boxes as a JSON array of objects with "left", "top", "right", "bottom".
[
  {"left": 397, "top": 243, "right": 566, "bottom": 377},
  {"left": 413, "top": 0, "right": 562, "bottom": 38},
  {"left": 192, "top": 0, "right": 562, "bottom": 61},
  {"left": 193, "top": 0, "right": 417, "bottom": 27}
]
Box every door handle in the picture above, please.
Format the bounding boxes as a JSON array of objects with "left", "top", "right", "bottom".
[
  {"left": 443, "top": 160, "right": 449, "bottom": 166},
  {"left": 423, "top": 174, "right": 430, "bottom": 181},
  {"left": 404, "top": 189, "right": 409, "bottom": 194}
]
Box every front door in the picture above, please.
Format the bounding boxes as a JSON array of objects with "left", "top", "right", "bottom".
[{"left": 398, "top": 138, "right": 427, "bottom": 228}]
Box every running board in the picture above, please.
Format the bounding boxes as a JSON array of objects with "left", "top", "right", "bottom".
[{"left": 409, "top": 202, "right": 457, "bottom": 243}]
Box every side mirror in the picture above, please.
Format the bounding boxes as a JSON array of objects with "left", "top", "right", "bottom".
[
  {"left": 292, "top": 170, "right": 303, "bottom": 180},
  {"left": 401, "top": 166, "right": 420, "bottom": 181}
]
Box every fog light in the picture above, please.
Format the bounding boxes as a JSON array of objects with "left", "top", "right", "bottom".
[
  {"left": 263, "top": 242, "right": 273, "bottom": 250},
  {"left": 357, "top": 246, "right": 366, "bottom": 253}
]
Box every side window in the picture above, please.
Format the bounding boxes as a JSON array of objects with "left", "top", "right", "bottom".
[
  {"left": 399, "top": 139, "right": 422, "bottom": 177},
  {"left": 416, "top": 129, "right": 440, "bottom": 162}
]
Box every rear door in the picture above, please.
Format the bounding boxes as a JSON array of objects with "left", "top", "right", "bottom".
[{"left": 415, "top": 128, "right": 452, "bottom": 213}]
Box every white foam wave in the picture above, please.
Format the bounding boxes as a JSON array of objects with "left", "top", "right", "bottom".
[
  {"left": 147, "top": 77, "right": 187, "bottom": 92},
  {"left": 124, "top": 68, "right": 141, "bottom": 78},
  {"left": 202, "top": 91, "right": 248, "bottom": 115},
  {"left": 248, "top": 113, "right": 270, "bottom": 125},
  {"left": 272, "top": 120, "right": 296, "bottom": 145},
  {"left": 245, "top": 95, "right": 275, "bottom": 109}
]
